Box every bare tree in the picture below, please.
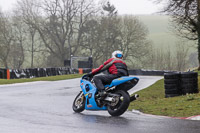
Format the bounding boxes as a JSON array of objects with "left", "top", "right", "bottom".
[
  {"left": 164, "top": 47, "right": 174, "bottom": 70},
  {"left": 81, "top": 17, "right": 105, "bottom": 67},
  {"left": 118, "top": 15, "right": 151, "bottom": 67},
  {"left": 150, "top": 47, "right": 174, "bottom": 70},
  {"left": 28, "top": 26, "right": 37, "bottom": 68},
  {"left": 81, "top": 11, "right": 152, "bottom": 68},
  {"left": 188, "top": 52, "right": 198, "bottom": 68},
  {"left": 175, "top": 41, "right": 189, "bottom": 71},
  {"left": 11, "top": 14, "right": 27, "bottom": 69},
  {"left": 100, "top": 2, "right": 121, "bottom": 61},
  {"left": 157, "top": 0, "right": 200, "bottom": 69},
  {"left": 0, "top": 11, "right": 13, "bottom": 68},
  {"left": 16, "top": 0, "right": 97, "bottom": 67},
  {"left": 144, "top": 42, "right": 190, "bottom": 71}
]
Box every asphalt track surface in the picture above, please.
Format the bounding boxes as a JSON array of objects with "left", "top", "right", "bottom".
[{"left": 0, "top": 76, "right": 200, "bottom": 133}]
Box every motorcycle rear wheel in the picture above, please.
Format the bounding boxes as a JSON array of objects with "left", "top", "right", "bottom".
[
  {"left": 72, "top": 91, "right": 85, "bottom": 113},
  {"left": 107, "top": 90, "right": 130, "bottom": 116}
]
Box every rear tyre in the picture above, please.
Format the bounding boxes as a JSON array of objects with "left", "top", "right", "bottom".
[
  {"left": 72, "top": 91, "right": 85, "bottom": 113},
  {"left": 107, "top": 90, "right": 130, "bottom": 116}
]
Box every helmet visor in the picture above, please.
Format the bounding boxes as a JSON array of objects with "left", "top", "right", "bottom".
[{"left": 116, "top": 53, "right": 123, "bottom": 58}]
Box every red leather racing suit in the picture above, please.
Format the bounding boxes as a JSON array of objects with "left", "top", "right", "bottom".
[
  {"left": 92, "top": 58, "right": 128, "bottom": 76},
  {"left": 92, "top": 58, "right": 129, "bottom": 91}
]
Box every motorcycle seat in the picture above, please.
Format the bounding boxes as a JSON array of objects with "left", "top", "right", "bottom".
[{"left": 104, "top": 76, "right": 139, "bottom": 88}]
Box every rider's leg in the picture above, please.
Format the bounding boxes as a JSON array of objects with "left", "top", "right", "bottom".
[
  {"left": 93, "top": 74, "right": 119, "bottom": 96},
  {"left": 93, "top": 75, "right": 105, "bottom": 91}
]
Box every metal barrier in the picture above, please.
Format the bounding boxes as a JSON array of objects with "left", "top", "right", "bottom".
[
  {"left": 0, "top": 68, "right": 181, "bottom": 79},
  {"left": 129, "top": 69, "right": 174, "bottom": 76},
  {"left": 0, "top": 68, "right": 177, "bottom": 79}
]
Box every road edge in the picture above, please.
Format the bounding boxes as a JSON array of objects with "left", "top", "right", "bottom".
[{"left": 131, "top": 109, "right": 200, "bottom": 121}]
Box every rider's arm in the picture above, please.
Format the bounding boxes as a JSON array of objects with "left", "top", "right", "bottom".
[{"left": 92, "top": 58, "right": 113, "bottom": 75}]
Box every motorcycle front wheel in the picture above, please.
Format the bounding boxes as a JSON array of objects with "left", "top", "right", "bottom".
[
  {"left": 107, "top": 90, "right": 130, "bottom": 116},
  {"left": 72, "top": 91, "right": 85, "bottom": 113}
]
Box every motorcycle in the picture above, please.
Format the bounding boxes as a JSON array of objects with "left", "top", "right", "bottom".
[{"left": 72, "top": 74, "right": 139, "bottom": 116}]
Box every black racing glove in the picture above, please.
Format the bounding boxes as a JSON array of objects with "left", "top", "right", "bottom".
[{"left": 86, "top": 72, "right": 93, "bottom": 78}]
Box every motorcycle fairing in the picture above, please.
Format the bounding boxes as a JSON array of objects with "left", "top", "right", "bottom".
[
  {"left": 80, "top": 79, "right": 107, "bottom": 110},
  {"left": 80, "top": 76, "right": 139, "bottom": 110}
]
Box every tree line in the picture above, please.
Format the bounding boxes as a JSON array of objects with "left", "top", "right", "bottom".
[
  {"left": 0, "top": 0, "right": 195, "bottom": 71},
  {"left": 156, "top": 0, "right": 200, "bottom": 69}
]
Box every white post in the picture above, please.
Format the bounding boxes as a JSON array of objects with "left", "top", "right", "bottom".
[{"left": 70, "top": 55, "right": 73, "bottom": 69}]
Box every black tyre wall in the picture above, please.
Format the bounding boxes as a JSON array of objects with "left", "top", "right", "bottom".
[
  {"left": 180, "top": 72, "right": 198, "bottom": 95},
  {"left": 164, "top": 72, "right": 181, "bottom": 98},
  {"left": 180, "top": 72, "right": 198, "bottom": 78},
  {"left": 164, "top": 72, "right": 199, "bottom": 98},
  {"left": 164, "top": 72, "right": 180, "bottom": 79}
]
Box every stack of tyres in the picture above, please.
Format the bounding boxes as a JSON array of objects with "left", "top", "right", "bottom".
[
  {"left": 180, "top": 72, "right": 198, "bottom": 94},
  {"left": 164, "top": 72, "right": 181, "bottom": 98},
  {"left": 0, "top": 69, "right": 7, "bottom": 79}
]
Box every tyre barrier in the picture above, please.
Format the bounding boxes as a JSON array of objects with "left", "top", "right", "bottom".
[
  {"left": 0, "top": 67, "right": 75, "bottom": 79},
  {"left": 0, "top": 69, "right": 7, "bottom": 79},
  {"left": 164, "top": 72, "right": 198, "bottom": 98},
  {"left": 164, "top": 72, "right": 181, "bottom": 98},
  {"left": 180, "top": 72, "right": 198, "bottom": 95}
]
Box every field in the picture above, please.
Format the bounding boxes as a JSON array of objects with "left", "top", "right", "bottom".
[{"left": 137, "top": 15, "right": 196, "bottom": 50}]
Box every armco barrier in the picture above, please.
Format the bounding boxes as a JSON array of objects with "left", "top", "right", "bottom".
[
  {"left": 128, "top": 69, "right": 174, "bottom": 76},
  {"left": 0, "top": 67, "right": 73, "bottom": 79},
  {"left": 0, "top": 68, "right": 174, "bottom": 79}
]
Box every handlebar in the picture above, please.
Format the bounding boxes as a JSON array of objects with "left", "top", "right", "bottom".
[{"left": 82, "top": 74, "right": 93, "bottom": 81}]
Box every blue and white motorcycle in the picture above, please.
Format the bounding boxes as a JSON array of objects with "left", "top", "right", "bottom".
[{"left": 72, "top": 74, "right": 139, "bottom": 116}]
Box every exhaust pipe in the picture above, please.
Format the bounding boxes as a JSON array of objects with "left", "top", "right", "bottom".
[{"left": 130, "top": 94, "right": 139, "bottom": 102}]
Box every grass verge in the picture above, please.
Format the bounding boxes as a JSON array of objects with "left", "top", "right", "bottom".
[
  {"left": 0, "top": 74, "right": 83, "bottom": 85},
  {"left": 128, "top": 77, "right": 200, "bottom": 117}
]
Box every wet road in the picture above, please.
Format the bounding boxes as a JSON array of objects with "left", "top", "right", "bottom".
[{"left": 0, "top": 76, "right": 200, "bottom": 133}]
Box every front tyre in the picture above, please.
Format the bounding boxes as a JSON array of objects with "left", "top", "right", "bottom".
[
  {"left": 107, "top": 90, "right": 130, "bottom": 116},
  {"left": 72, "top": 91, "right": 85, "bottom": 113}
]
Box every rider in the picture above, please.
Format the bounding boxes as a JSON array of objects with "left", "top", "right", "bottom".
[{"left": 87, "top": 50, "right": 129, "bottom": 97}]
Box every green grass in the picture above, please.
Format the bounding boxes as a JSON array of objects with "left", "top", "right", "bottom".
[
  {"left": 0, "top": 74, "right": 83, "bottom": 85},
  {"left": 128, "top": 77, "right": 200, "bottom": 117},
  {"left": 137, "top": 15, "right": 196, "bottom": 51}
]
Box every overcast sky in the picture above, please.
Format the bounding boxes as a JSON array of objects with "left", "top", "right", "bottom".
[
  {"left": 109, "top": 0, "right": 163, "bottom": 15},
  {"left": 0, "top": 0, "right": 164, "bottom": 15}
]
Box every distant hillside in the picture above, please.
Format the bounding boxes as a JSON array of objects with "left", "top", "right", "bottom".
[
  {"left": 137, "top": 15, "right": 170, "bottom": 34},
  {"left": 136, "top": 15, "right": 196, "bottom": 50},
  {"left": 136, "top": 15, "right": 198, "bottom": 69}
]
